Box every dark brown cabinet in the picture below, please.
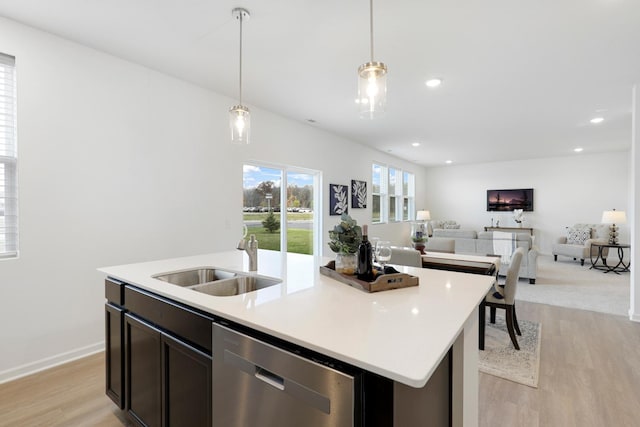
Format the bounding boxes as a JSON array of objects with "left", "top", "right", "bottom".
[
  {"left": 105, "top": 279, "right": 213, "bottom": 427},
  {"left": 105, "top": 277, "right": 126, "bottom": 409},
  {"left": 124, "top": 313, "right": 212, "bottom": 427},
  {"left": 162, "top": 333, "right": 212, "bottom": 426},
  {"left": 105, "top": 303, "right": 125, "bottom": 409},
  {"left": 125, "top": 313, "right": 162, "bottom": 427}
]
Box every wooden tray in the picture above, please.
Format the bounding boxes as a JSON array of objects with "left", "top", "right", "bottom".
[{"left": 320, "top": 261, "right": 419, "bottom": 293}]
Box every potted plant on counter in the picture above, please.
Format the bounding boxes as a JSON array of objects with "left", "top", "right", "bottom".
[{"left": 328, "top": 213, "right": 362, "bottom": 274}]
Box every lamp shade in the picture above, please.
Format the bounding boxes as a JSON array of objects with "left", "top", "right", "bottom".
[
  {"left": 416, "top": 210, "right": 431, "bottom": 221},
  {"left": 601, "top": 210, "right": 627, "bottom": 224}
]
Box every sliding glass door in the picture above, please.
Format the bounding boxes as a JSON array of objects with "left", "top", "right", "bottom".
[{"left": 243, "top": 164, "right": 320, "bottom": 255}]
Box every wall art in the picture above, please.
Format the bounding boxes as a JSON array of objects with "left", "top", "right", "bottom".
[
  {"left": 330, "top": 184, "right": 348, "bottom": 215},
  {"left": 351, "top": 180, "right": 367, "bottom": 208}
]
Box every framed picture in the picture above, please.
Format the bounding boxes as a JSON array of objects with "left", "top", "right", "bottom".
[
  {"left": 487, "top": 188, "right": 534, "bottom": 212},
  {"left": 329, "top": 184, "right": 348, "bottom": 216},
  {"left": 351, "top": 180, "right": 367, "bottom": 208}
]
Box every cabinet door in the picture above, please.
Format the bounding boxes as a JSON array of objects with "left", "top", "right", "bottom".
[
  {"left": 162, "top": 333, "right": 212, "bottom": 427},
  {"left": 105, "top": 304, "right": 125, "bottom": 409},
  {"left": 125, "top": 314, "right": 162, "bottom": 427}
]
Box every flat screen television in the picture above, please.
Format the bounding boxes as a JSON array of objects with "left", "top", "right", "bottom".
[{"left": 487, "top": 188, "right": 534, "bottom": 212}]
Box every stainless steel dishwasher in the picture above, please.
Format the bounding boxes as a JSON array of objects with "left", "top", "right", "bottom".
[{"left": 212, "top": 323, "right": 356, "bottom": 426}]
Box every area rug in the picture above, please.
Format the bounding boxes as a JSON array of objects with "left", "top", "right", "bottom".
[
  {"left": 517, "top": 255, "right": 629, "bottom": 317},
  {"left": 479, "top": 314, "right": 541, "bottom": 388}
]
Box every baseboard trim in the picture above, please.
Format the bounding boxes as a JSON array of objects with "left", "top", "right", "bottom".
[
  {"left": 0, "top": 341, "right": 105, "bottom": 384},
  {"left": 629, "top": 308, "right": 640, "bottom": 323}
]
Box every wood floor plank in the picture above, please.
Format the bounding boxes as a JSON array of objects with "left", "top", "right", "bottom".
[
  {"left": 1, "top": 300, "right": 639, "bottom": 426},
  {"left": 480, "top": 300, "right": 640, "bottom": 427},
  {"left": 0, "top": 353, "right": 131, "bottom": 427}
]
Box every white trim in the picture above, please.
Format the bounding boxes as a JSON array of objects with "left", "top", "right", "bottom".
[
  {"left": 630, "top": 308, "right": 640, "bottom": 322},
  {"left": 0, "top": 341, "right": 104, "bottom": 384}
]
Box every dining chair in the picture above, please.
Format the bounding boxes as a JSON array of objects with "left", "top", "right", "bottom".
[
  {"left": 389, "top": 247, "right": 422, "bottom": 267},
  {"left": 481, "top": 247, "right": 525, "bottom": 350}
]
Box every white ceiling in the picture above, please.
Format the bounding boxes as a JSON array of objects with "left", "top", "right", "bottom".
[{"left": 1, "top": 0, "right": 639, "bottom": 166}]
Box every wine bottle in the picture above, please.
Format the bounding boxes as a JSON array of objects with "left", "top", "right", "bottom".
[{"left": 357, "top": 224, "right": 374, "bottom": 281}]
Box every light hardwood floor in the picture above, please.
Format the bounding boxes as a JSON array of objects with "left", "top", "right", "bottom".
[
  {"left": 479, "top": 301, "right": 640, "bottom": 427},
  {"left": 1, "top": 301, "right": 639, "bottom": 426}
]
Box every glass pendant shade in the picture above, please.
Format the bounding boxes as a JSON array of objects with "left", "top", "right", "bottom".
[
  {"left": 229, "top": 105, "right": 250, "bottom": 144},
  {"left": 358, "top": 61, "right": 387, "bottom": 119}
]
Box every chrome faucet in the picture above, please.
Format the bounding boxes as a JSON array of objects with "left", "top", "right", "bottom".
[{"left": 237, "top": 234, "right": 258, "bottom": 271}]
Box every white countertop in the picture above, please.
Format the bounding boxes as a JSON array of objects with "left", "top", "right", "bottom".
[{"left": 99, "top": 250, "right": 494, "bottom": 388}]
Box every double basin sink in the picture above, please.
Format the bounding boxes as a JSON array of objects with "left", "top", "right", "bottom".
[{"left": 152, "top": 267, "right": 281, "bottom": 297}]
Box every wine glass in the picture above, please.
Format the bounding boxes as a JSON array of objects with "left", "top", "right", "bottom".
[
  {"left": 376, "top": 241, "right": 392, "bottom": 268},
  {"left": 370, "top": 237, "right": 380, "bottom": 262}
]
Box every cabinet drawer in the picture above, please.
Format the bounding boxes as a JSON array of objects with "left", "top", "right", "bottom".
[
  {"left": 105, "top": 277, "right": 125, "bottom": 306},
  {"left": 124, "top": 286, "right": 212, "bottom": 353}
]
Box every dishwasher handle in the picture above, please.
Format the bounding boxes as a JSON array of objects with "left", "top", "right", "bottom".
[{"left": 255, "top": 367, "right": 285, "bottom": 390}]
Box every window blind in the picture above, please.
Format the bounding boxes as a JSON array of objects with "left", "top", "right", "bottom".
[{"left": 0, "top": 52, "right": 18, "bottom": 258}]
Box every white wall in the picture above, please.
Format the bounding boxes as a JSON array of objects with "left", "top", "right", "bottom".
[
  {"left": 631, "top": 84, "right": 639, "bottom": 322},
  {"left": 0, "top": 17, "right": 427, "bottom": 380},
  {"left": 423, "top": 152, "right": 630, "bottom": 256}
]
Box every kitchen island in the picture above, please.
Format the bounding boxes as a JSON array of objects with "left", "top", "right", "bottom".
[{"left": 99, "top": 249, "right": 494, "bottom": 426}]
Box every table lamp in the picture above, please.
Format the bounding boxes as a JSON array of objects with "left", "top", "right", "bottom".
[
  {"left": 411, "top": 210, "right": 431, "bottom": 253},
  {"left": 416, "top": 210, "right": 431, "bottom": 221},
  {"left": 601, "top": 209, "right": 627, "bottom": 245}
]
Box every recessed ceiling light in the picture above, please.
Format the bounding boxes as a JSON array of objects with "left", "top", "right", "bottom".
[
  {"left": 412, "top": 142, "right": 420, "bottom": 147},
  {"left": 445, "top": 160, "right": 452, "bottom": 164},
  {"left": 574, "top": 147, "right": 583, "bottom": 153},
  {"left": 425, "top": 78, "right": 442, "bottom": 88},
  {"left": 590, "top": 117, "right": 604, "bottom": 124}
]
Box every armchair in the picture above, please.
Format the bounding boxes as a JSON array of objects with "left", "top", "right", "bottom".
[{"left": 552, "top": 223, "right": 609, "bottom": 266}]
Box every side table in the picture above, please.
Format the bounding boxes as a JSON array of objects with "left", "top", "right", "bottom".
[
  {"left": 484, "top": 226, "right": 533, "bottom": 236},
  {"left": 590, "top": 243, "right": 631, "bottom": 274}
]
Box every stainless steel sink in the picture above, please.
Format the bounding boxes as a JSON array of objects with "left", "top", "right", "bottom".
[
  {"left": 152, "top": 267, "right": 281, "bottom": 296},
  {"left": 152, "top": 268, "right": 237, "bottom": 287},
  {"left": 190, "top": 275, "right": 281, "bottom": 297}
]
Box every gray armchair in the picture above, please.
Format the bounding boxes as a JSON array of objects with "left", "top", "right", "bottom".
[{"left": 552, "top": 223, "right": 609, "bottom": 266}]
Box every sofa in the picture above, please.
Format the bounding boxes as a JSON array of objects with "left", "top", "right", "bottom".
[
  {"left": 427, "top": 220, "right": 460, "bottom": 237},
  {"left": 432, "top": 229, "right": 539, "bottom": 283},
  {"left": 552, "top": 223, "right": 609, "bottom": 266}
]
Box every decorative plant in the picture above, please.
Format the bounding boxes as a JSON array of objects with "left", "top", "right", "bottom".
[
  {"left": 513, "top": 209, "right": 524, "bottom": 224},
  {"left": 328, "top": 213, "right": 362, "bottom": 254},
  {"left": 411, "top": 235, "right": 427, "bottom": 243}
]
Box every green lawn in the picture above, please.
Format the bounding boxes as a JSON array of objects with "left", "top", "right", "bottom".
[{"left": 246, "top": 226, "right": 313, "bottom": 255}]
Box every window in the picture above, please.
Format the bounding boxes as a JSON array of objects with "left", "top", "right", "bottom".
[
  {"left": 372, "top": 163, "right": 414, "bottom": 224},
  {"left": 0, "top": 53, "right": 17, "bottom": 259},
  {"left": 243, "top": 163, "right": 320, "bottom": 255},
  {"left": 371, "top": 164, "right": 385, "bottom": 224},
  {"left": 403, "top": 171, "right": 415, "bottom": 221}
]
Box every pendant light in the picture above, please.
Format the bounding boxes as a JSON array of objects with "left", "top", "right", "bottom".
[
  {"left": 358, "top": 0, "right": 387, "bottom": 119},
  {"left": 230, "top": 8, "right": 251, "bottom": 144}
]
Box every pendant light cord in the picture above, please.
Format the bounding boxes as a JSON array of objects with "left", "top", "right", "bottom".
[
  {"left": 369, "top": 0, "right": 374, "bottom": 61},
  {"left": 239, "top": 12, "right": 244, "bottom": 105}
]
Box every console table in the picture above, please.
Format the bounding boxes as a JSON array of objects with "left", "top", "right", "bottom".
[
  {"left": 484, "top": 226, "right": 533, "bottom": 235},
  {"left": 590, "top": 243, "right": 631, "bottom": 274}
]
